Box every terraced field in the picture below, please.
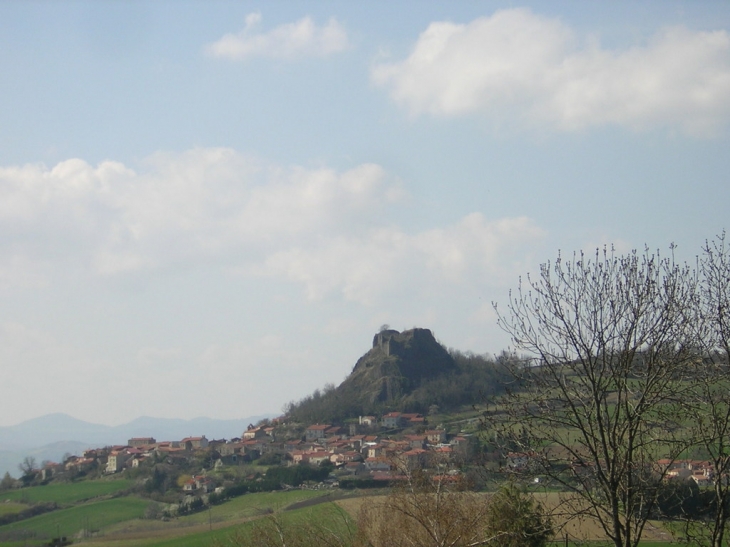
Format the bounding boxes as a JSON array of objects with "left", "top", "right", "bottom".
[
  {"left": 1, "top": 479, "right": 133, "bottom": 504},
  {"left": 0, "top": 477, "right": 682, "bottom": 546},
  {"left": 0, "top": 481, "right": 336, "bottom": 547}
]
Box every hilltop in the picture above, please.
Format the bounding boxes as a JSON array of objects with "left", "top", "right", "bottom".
[
  {"left": 285, "top": 327, "right": 508, "bottom": 424},
  {"left": 341, "top": 328, "right": 457, "bottom": 404}
]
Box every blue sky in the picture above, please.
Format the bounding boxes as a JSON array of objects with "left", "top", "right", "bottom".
[{"left": 1, "top": 1, "right": 729, "bottom": 426}]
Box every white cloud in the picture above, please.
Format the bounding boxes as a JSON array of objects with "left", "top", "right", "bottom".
[
  {"left": 258, "top": 214, "right": 545, "bottom": 305},
  {"left": 0, "top": 149, "right": 544, "bottom": 308},
  {"left": 373, "top": 8, "right": 730, "bottom": 135},
  {"left": 0, "top": 149, "right": 403, "bottom": 279},
  {"left": 206, "top": 13, "right": 349, "bottom": 60}
]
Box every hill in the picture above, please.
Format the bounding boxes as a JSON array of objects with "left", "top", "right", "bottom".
[
  {"left": 341, "top": 328, "right": 457, "bottom": 404},
  {"left": 285, "top": 327, "right": 508, "bottom": 424}
]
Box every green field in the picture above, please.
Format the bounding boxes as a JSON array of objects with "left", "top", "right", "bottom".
[
  {"left": 0, "top": 496, "right": 147, "bottom": 539},
  {"left": 0, "top": 480, "right": 684, "bottom": 547},
  {"left": 0, "top": 485, "right": 335, "bottom": 547},
  {"left": 0, "top": 504, "right": 24, "bottom": 517},
  {"left": 138, "top": 497, "right": 354, "bottom": 547},
  {"left": 1, "top": 479, "right": 133, "bottom": 505}
]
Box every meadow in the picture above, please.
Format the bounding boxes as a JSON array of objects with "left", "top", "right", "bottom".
[
  {"left": 0, "top": 480, "right": 687, "bottom": 547},
  {"left": 1, "top": 479, "right": 133, "bottom": 505},
  {"left": 0, "top": 486, "right": 335, "bottom": 547}
]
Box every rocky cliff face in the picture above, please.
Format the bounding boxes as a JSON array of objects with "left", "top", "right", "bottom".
[{"left": 339, "top": 328, "right": 456, "bottom": 405}]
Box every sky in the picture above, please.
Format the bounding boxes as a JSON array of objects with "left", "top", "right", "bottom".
[{"left": 0, "top": 1, "right": 729, "bottom": 427}]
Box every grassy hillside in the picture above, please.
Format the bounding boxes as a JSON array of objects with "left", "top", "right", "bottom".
[
  {"left": 1, "top": 479, "right": 133, "bottom": 505},
  {"left": 0, "top": 496, "right": 148, "bottom": 541},
  {"left": 0, "top": 480, "right": 334, "bottom": 547}
]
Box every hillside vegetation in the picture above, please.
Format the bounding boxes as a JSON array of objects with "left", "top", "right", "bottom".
[{"left": 285, "top": 328, "right": 510, "bottom": 424}]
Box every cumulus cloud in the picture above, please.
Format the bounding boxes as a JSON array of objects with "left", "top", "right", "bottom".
[
  {"left": 0, "top": 149, "right": 544, "bottom": 306},
  {"left": 0, "top": 149, "right": 401, "bottom": 277},
  {"left": 206, "top": 12, "right": 349, "bottom": 60},
  {"left": 372, "top": 8, "right": 730, "bottom": 135},
  {"left": 257, "top": 214, "right": 545, "bottom": 305}
]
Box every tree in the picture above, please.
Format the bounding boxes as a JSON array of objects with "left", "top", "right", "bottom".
[
  {"left": 678, "top": 232, "right": 730, "bottom": 547},
  {"left": 492, "top": 246, "right": 698, "bottom": 547},
  {"left": 482, "top": 481, "right": 553, "bottom": 547},
  {"left": 18, "top": 456, "right": 37, "bottom": 485},
  {"left": 357, "top": 466, "right": 552, "bottom": 547},
  {"left": 0, "top": 471, "right": 15, "bottom": 491}
]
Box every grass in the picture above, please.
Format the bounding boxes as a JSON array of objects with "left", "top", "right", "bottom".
[
  {"left": 0, "top": 496, "right": 148, "bottom": 539},
  {"left": 75, "top": 490, "right": 340, "bottom": 547},
  {"left": 104, "top": 488, "right": 332, "bottom": 536},
  {"left": 1, "top": 479, "right": 133, "bottom": 505},
  {"left": 0, "top": 487, "right": 682, "bottom": 547},
  {"left": 0, "top": 503, "right": 25, "bottom": 517}
]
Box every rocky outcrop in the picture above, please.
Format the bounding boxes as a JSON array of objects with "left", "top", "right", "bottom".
[{"left": 339, "top": 328, "right": 456, "bottom": 405}]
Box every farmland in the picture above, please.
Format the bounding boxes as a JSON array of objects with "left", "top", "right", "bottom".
[{"left": 0, "top": 482, "right": 335, "bottom": 547}]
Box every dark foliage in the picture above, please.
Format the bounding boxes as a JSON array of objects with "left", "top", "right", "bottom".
[
  {"left": 285, "top": 349, "right": 508, "bottom": 424},
  {"left": 143, "top": 465, "right": 178, "bottom": 495},
  {"left": 211, "top": 464, "right": 331, "bottom": 504},
  {"left": 264, "top": 463, "right": 330, "bottom": 486}
]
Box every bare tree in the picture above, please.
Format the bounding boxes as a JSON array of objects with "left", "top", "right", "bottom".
[
  {"left": 358, "top": 467, "right": 551, "bottom": 547},
  {"left": 492, "top": 246, "right": 698, "bottom": 547},
  {"left": 18, "top": 456, "right": 37, "bottom": 477},
  {"left": 678, "top": 232, "right": 730, "bottom": 547}
]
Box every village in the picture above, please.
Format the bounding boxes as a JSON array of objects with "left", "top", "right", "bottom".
[
  {"left": 31, "top": 411, "right": 477, "bottom": 493},
  {"left": 31, "top": 408, "right": 718, "bottom": 498}
]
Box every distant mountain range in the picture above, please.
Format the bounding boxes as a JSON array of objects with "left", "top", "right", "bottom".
[{"left": 0, "top": 412, "right": 275, "bottom": 478}]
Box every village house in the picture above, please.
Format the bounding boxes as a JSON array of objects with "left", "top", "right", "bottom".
[
  {"left": 330, "top": 451, "right": 363, "bottom": 465},
  {"left": 367, "top": 443, "right": 393, "bottom": 459},
  {"left": 285, "top": 439, "right": 305, "bottom": 452},
  {"left": 65, "top": 456, "right": 95, "bottom": 473},
  {"left": 397, "top": 448, "right": 430, "bottom": 469},
  {"left": 243, "top": 426, "right": 266, "bottom": 440},
  {"left": 346, "top": 435, "right": 366, "bottom": 451},
  {"left": 425, "top": 429, "right": 447, "bottom": 445},
  {"left": 106, "top": 449, "right": 131, "bottom": 473},
  {"left": 128, "top": 437, "right": 156, "bottom": 447},
  {"left": 342, "top": 461, "right": 369, "bottom": 476},
  {"left": 305, "top": 424, "right": 331, "bottom": 442},
  {"left": 184, "top": 475, "right": 215, "bottom": 492},
  {"left": 400, "top": 413, "right": 426, "bottom": 426},
  {"left": 404, "top": 435, "right": 426, "bottom": 450},
  {"left": 130, "top": 454, "right": 149, "bottom": 468},
  {"left": 382, "top": 412, "right": 402, "bottom": 429},
  {"left": 308, "top": 451, "right": 331, "bottom": 466},
  {"left": 219, "top": 442, "right": 244, "bottom": 464},
  {"left": 364, "top": 457, "right": 391, "bottom": 472},
  {"left": 39, "top": 462, "right": 64, "bottom": 481},
  {"left": 181, "top": 436, "right": 209, "bottom": 450}
]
